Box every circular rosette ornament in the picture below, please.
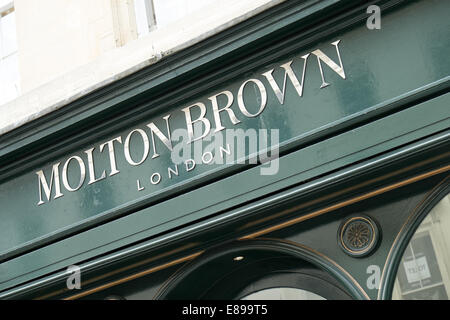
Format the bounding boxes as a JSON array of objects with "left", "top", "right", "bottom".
[{"left": 338, "top": 216, "right": 380, "bottom": 257}]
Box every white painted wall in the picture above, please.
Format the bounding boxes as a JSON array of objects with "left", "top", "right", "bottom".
[
  {"left": 15, "top": 0, "right": 121, "bottom": 93},
  {"left": 0, "top": 0, "right": 283, "bottom": 136}
]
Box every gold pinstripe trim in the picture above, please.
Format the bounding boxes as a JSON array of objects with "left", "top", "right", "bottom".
[{"left": 46, "top": 164, "right": 449, "bottom": 300}]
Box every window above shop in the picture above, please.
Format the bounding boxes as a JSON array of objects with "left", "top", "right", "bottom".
[
  {"left": 0, "top": 0, "right": 20, "bottom": 106},
  {"left": 134, "top": 0, "right": 156, "bottom": 37},
  {"left": 0, "top": 0, "right": 281, "bottom": 136},
  {"left": 133, "top": 0, "right": 218, "bottom": 37}
]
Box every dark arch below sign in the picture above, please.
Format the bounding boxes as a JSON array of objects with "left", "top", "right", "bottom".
[{"left": 154, "top": 239, "right": 368, "bottom": 300}]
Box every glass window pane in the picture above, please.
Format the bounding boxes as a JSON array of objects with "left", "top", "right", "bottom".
[
  {"left": 134, "top": 0, "right": 151, "bottom": 37},
  {"left": 0, "top": 0, "right": 12, "bottom": 8},
  {"left": 153, "top": 0, "right": 218, "bottom": 29},
  {"left": 241, "top": 287, "right": 326, "bottom": 300},
  {"left": 1, "top": 10, "right": 17, "bottom": 56},
  {"left": 393, "top": 194, "right": 450, "bottom": 300},
  {"left": 0, "top": 52, "right": 20, "bottom": 105}
]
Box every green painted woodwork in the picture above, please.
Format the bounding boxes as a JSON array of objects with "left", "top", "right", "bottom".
[
  {"left": 1, "top": 92, "right": 448, "bottom": 294},
  {"left": 1, "top": 0, "right": 449, "bottom": 260},
  {"left": 0, "top": 0, "right": 449, "bottom": 299}
]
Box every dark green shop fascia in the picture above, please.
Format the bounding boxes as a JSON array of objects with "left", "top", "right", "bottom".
[{"left": 0, "top": 0, "right": 449, "bottom": 300}]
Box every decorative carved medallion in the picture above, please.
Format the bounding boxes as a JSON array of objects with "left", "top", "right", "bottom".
[{"left": 338, "top": 216, "right": 380, "bottom": 257}]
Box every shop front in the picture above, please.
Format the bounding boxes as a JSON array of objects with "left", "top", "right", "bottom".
[{"left": 0, "top": 0, "right": 449, "bottom": 300}]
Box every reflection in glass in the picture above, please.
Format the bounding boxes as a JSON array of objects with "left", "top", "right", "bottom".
[
  {"left": 134, "top": 0, "right": 156, "bottom": 38},
  {"left": 393, "top": 194, "right": 450, "bottom": 300},
  {"left": 0, "top": 4, "right": 20, "bottom": 106},
  {"left": 1, "top": 8, "right": 17, "bottom": 55},
  {"left": 153, "top": 0, "right": 217, "bottom": 29},
  {"left": 0, "top": 53, "right": 20, "bottom": 104},
  {"left": 241, "top": 287, "right": 326, "bottom": 300},
  {"left": 134, "top": 0, "right": 217, "bottom": 37}
]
